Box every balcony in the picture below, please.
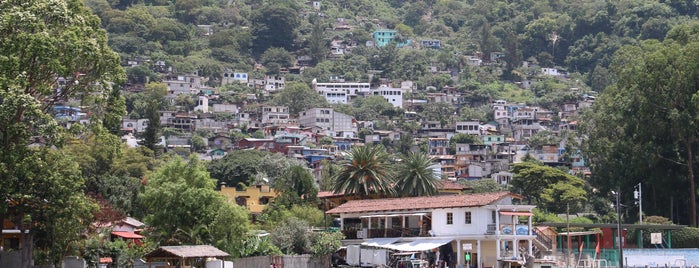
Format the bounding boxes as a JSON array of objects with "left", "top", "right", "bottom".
[{"left": 341, "top": 227, "right": 425, "bottom": 239}]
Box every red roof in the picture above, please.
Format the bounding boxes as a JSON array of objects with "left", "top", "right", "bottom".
[
  {"left": 326, "top": 191, "right": 518, "bottom": 214},
  {"left": 112, "top": 231, "right": 144, "bottom": 239},
  {"left": 99, "top": 257, "right": 112, "bottom": 263}
]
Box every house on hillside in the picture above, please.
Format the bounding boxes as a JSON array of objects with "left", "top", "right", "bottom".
[
  {"left": 219, "top": 184, "right": 279, "bottom": 214},
  {"left": 326, "top": 192, "right": 537, "bottom": 268}
]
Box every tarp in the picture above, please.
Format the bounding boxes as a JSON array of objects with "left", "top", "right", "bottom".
[
  {"left": 361, "top": 237, "right": 401, "bottom": 247},
  {"left": 500, "top": 211, "right": 533, "bottom": 216},
  {"left": 384, "top": 239, "right": 453, "bottom": 252}
]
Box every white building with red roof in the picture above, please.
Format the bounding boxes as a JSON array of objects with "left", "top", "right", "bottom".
[{"left": 326, "top": 191, "right": 537, "bottom": 268}]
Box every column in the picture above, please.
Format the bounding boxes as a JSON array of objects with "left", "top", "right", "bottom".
[
  {"left": 477, "top": 240, "right": 482, "bottom": 268},
  {"left": 495, "top": 209, "right": 500, "bottom": 235},
  {"left": 496, "top": 238, "right": 501, "bottom": 261},
  {"left": 457, "top": 240, "right": 463, "bottom": 267}
]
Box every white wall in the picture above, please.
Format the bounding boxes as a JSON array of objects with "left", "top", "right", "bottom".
[{"left": 431, "top": 207, "right": 493, "bottom": 236}]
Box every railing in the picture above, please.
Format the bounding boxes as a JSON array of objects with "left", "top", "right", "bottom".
[
  {"left": 486, "top": 224, "right": 497, "bottom": 235},
  {"left": 533, "top": 229, "right": 553, "bottom": 250},
  {"left": 341, "top": 227, "right": 423, "bottom": 239}
]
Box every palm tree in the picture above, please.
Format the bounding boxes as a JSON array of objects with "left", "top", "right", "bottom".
[
  {"left": 394, "top": 151, "right": 441, "bottom": 197},
  {"left": 332, "top": 145, "right": 395, "bottom": 197}
]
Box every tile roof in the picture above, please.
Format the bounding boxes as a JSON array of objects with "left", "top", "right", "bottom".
[{"left": 326, "top": 191, "right": 516, "bottom": 214}]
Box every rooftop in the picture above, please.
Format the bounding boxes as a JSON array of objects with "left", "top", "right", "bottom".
[{"left": 326, "top": 191, "right": 517, "bottom": 214}]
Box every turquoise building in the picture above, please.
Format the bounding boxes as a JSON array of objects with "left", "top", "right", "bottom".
[{"left": 372, "top": 29, "right": 411, "bottom": 47}]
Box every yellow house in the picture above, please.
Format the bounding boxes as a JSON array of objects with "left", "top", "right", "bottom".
[{"left": 219, "top": 184, "right": 279, "bottom": 213}]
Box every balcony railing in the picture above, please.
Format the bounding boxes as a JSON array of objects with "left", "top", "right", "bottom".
[{"left": 341, "top": 227, "right": 423, "bottom": 239}]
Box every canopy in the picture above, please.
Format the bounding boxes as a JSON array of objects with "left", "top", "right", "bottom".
[
  {"left": 385, "top": 239, "right": 453, "bottom": 252},
  {"left": 361, "top": 238, "right": 401, "bottom": 248},
  {"left": 112, "top": 231, "right": 144, "bottom": 239},
  {"left": 499, "top": 211, "right": 533, "bottom": 216}
]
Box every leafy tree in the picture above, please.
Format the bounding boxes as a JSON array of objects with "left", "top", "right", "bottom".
[
  {"left": 139, "top": 155, "right": 224, "bottom": 245},
  {"left": 209, "top": 203, "right": 250, "bottom": 256},
  {"left": 583, "top": 24, "right": 699, "bottom": 226},
  {"left": 309, "top": 231, "right": 344, "bottom": 257},
  {"left": 270, "top": 217, "right": 310, "bottom": 255},
  {"left": 274, "top": 165, "right": 319, "bottom": 207},
  {"left": 510, "top": 162, "right": 588, "bottom": 214},
  {"left": 0, "top": 0, "right": 124, "bottom": 266},
  {"left": 272, "top": 81, "right": 328, "bottom": 115},
  {"left": 393, "top": 152, "right": 441, "bottom": 197},
  {"left": 251, "top": 4, "right": 299, "bottom": 56},
  {"left": 260, "top": 47, "right": 295, "bottom": 74},
  {"left": 332, "top": 145, "right": 395, "bottom": 197}
]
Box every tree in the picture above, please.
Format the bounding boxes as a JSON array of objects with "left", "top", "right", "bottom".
[
  {"left": 332, "top": 145, "right": 395, "bottom": 197},
  {"left": 510, "top": 162, "right": 588, "bottom": 214},
  {"left": 0, "top": 0, "right": 124, "bottom": 266},
  {"left": 260, "top": 47, "right": 295, "bottom": 74},
  {"left": 209, "top": 203, "right": 250, "bottom": 256},
  {"left": 583, "top": 24, "right": 699, "bottom": 226},
  {"left": 272, "top": 81, "right": 327, "bottom": 116},
  {"left": 251, "top": 4, "right": 299, "bottom": 56},
  {"left": 393, "top": 151, "right": 441, "bottom": 197},
  {"left": 139, "top": 155, "right": 225, "bottom": 245},
  {"left": 274, "top": 165, "right": 319, "bottom": 207}
]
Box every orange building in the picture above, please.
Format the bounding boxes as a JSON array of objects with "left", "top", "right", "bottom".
[{"left": 219, "top": 184, "right": 279, "bottom": 214}]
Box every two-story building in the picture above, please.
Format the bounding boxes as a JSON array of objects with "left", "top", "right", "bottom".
[
  {"left": 313, "top": 79, "right": 371, "bottom": 104},
  {"left": 326, "top": 192, "right": 536, "bottom": 268},
  {"left": 219, "top": 184, "right": 279, "bottom": 214}
]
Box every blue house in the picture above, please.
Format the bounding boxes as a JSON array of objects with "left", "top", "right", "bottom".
[{"left": 372, "top": 30, "right": 411, "bottom": 47}]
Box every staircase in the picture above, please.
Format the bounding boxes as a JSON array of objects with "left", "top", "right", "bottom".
[{"left": 532, "top": 229, "right": 554, "bottom": 255}]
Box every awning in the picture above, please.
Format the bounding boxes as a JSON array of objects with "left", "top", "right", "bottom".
[
  {"left": 499, "top": 211, "right": 533, "bottom": 216},
  {"left": 361, "top": 237, "right": 401, "bottom": 247},
  {"left": 385, "top": 239, "right": 453, "bottom": 252},
  {"left": 112, "top": 231, "right": 144, "bottom": 239}
]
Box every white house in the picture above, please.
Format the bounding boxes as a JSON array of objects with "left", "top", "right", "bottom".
[
  {"left": 326, "top": 192, "right": 537, "bottom": 268},
  {"left": 312, "top": 79, "right": 371, "bottom": 104},
  {"left": 372, "top": 85, "right": 404, "bottom": 108}
]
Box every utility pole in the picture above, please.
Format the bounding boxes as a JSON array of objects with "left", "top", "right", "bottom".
[
  {"left": 634, "top": 183, "right": 642, "bottom": 224},
  {"left": 613, "top": 189, "right": 624, "bottom": 268}
]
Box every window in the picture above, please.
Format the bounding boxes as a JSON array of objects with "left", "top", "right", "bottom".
[
  {"left": 446, "top": 212, "right": 453, "bottom": 225},
  {"left": 465, "top": 212, "right": 472, "bottom": 224}
]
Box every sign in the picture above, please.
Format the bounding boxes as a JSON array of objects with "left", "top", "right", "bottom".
[
  {"left": 651, "top": 233, "right": 662, "bottom": 244},
  {"left": 462, "top": 243, "right": 472, "bottom": 251}
]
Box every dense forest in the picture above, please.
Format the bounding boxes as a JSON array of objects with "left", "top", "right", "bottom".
[{"left": 94, "top": 0, "right": 696, "bottom": 92}]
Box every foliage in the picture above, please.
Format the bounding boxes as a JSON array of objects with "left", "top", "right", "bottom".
[
  {"left": 258, "top": 204, "right": 326, "bottom": 231},
  {"left": 309, "top": 231, "right": 344, "bottom": 257},
  {"left": 272, "top": 81, "right": 328, "bottom": 116},
  {"left": 270, "top": 217, "right": 311, "bottom": 255},
  {"left": 665, "top": 227, "right": 699, "bottom": 248},
  {"left": 209, "top": 203, "right": 251, "bottom": 256},
  {"left": 510, "top": 162, "right": 588, "bottom": 214},
  {"left": 208, "top": 150, "right": 295, "bottom": 189},
  {"left": 393, "top": 151, "right": 441, "bottom": 197},
  {"left": 139, "top": 155, "right": 224, "bottom": 245},
  {"left": 332, "top": 145, "right": 395, "bottom": 197},
  {"left": 464, "top": 179, "right": 507, "bottom": 193},
  {"left": 274, "top": 165, "right": 319, "bottom": 207},
  {"left": 0, "top": 0, "right": 125, "bottom": 265},
  {"left": 582, "top": 23, "right": 699, "bottom": 226}
]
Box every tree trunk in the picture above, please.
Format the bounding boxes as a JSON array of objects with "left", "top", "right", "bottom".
[
  {"left": 20, "top": 231, "right": 32, "bottom": 268},
  {"left": 688, "top": 141, "right": 696, "bottom": 227},
  {"left": 687, "top": 141, "right": 697, "bottom": 227}
]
